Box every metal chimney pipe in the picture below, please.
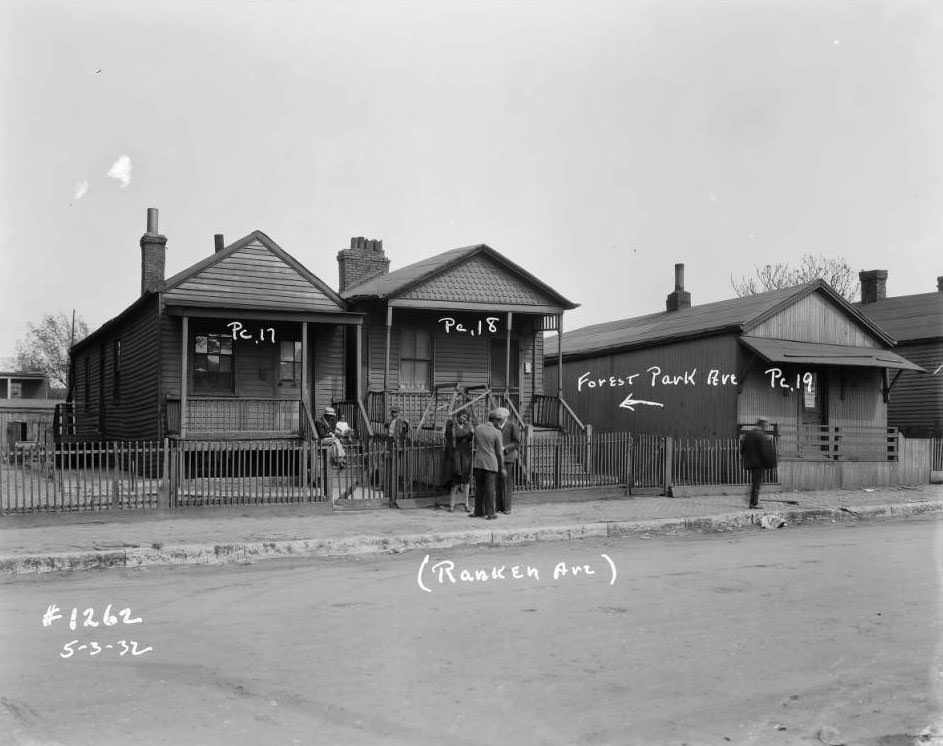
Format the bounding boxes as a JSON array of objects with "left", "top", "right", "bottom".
[
  {"left": 214, "top": 234, "right": 225, "bottom": 253},
  {"left": 146, "top": 207, "right": 159, "bottom": 234},
  {"left": 674, "top": 263, "right": 685, "bottom": 291}
]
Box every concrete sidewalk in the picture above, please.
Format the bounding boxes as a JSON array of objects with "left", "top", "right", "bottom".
[{"left": 1, "top": 484, "right": 940, "bottom": 576}]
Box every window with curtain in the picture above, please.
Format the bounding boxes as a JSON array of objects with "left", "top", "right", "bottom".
[
  {"left": 399, "top": 327, "right": 432, "bottom": 391},
  {"left": 193, "top": 333, "right": 234, "bottom": 392}
]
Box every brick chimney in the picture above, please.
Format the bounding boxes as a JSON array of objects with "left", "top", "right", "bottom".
[
  {"left": 337, "top": 236, "right": 389, "bottom": 292},
  {"left": 140, "top": 207, "right": 167, "bottom": 296},
  {"left": 859, "top": 269, "right": 888, "bottom": 304},
  {"left": 214, "top": 234, "right": 225, "bottom": 253},
  {"left": 665, "top": 263, "right": 691, "bottom": 311}
]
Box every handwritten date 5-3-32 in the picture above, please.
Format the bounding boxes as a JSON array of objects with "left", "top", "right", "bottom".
[{"left": 60, "top": 640, "right": 153, "bottom": 658}]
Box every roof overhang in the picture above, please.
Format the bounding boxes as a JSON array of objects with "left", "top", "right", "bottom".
[
  {"left": 164, "top": 305, "right": 364, "bottom": 325},
  {"left": 388, "top": 298, "right": 567, "bottom": 314},
  {"left": 740, "top": 336, "right": 925, "bottom": 371}
]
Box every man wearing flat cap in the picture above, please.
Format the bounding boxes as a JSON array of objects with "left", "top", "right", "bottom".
[
  {"left": 387, "top": 407, "right": 409, "bottom": 446},
  {"left": 471, "top": 408, "right": 505, "bottom": 520},
  {"left": 495, "top": 407, "right": 520, "bottom": 515},
  {"left": 740, "top": 416, "right": 777, "bottom": 509}
]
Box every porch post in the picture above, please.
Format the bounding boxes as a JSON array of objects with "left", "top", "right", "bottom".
[
  {"left": 301, "top": 322, "right": 309, "bottom": 410},
  {"left": 180, "top": 315, "right": 188, "bottom": 438},
  {"left": 505, "top": 311, "right": 513, "bottom": 398},
  {"left": 556, "top": 313, "right": 563, "bottom": 429},
  {"left": 384, "top": 304, "right": 393, "bottom": 393},
  {"left": 355, "top": 321, "right": 363, "bottom": 399}
]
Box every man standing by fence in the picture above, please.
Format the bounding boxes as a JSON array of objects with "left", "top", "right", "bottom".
[
  {"left": 471, "top": 409, "right": 505, "bottom": 520},
  {"left": 496, "top": 407, "right": 520, "bottom": 515},
  {"left": 740, "top": 416, "right": 777, "bottom": 509}
]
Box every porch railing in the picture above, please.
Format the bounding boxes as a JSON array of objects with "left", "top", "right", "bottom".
[
  {"left": 332, "top": 400, "right": 374, "bottom": 439},
  {"left": 166, "top": 397, "right": 302, "bottom": 435},
  {"left": 530, "top": 394, "right": 588, "bottom": 436},
  {"left": 772, "top": 425, "right": 899, "bottom": 462}
]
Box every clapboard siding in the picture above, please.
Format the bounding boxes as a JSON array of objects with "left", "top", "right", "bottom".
[
  {"left": 887, "top": 341, "right": 943, "bottom": 435},
  {"left": 313, "top": 324, "right": 345, "bottom": 413},
  {"left": 107, "top": 299, "right": 161, "bottom": 439},
  {"left": 161, "top": 313, "right": 183, "bottom": 403},
  {"left": 163, "top": 243, "right": 342, "bottom": 312},
  {"left": 433, "top": 322, "right": 490, "bottom": 388},
  {"left": 749, "top": 293, "right": 883, "bottom": 347},
  {"left": 546, "top": 334, "right": 742, "bottom": 436},
  {"left": 72, "top": 347, "right": 100, "bottom": 438},
  {"left": 737, "top": 358, "right": 884, "bottom": 431},
  {"left": 71, "top": 298, "right": 161, "bottom": 439}
]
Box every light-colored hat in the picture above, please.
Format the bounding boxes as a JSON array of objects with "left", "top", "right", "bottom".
[
  {"left": 489, "top": 407, "right": 510, "bottom": 420},
  {"left": 324, "top": 406, "right": 336, "bottom": 415}
]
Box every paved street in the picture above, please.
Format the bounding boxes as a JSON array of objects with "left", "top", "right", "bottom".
[{"left": 1, "top": 516, "right": 940, "bottom": 746}]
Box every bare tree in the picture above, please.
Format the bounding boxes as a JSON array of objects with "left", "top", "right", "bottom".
[
  {"left": 730, "top": 254, "right": 860, "bottom": 301},
  {"left": 6, "top": 312, "right": 89, "bottom": 391}
]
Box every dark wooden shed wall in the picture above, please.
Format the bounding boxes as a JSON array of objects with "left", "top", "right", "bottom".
[
  {"left": 544, "top": 335, "right": 743, "bottom": 436},
  {"left": 886, "top": 341, "right": 943, "bottom": 436}
]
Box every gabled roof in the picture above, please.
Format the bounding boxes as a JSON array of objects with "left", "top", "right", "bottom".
[
  {"left": 73, "top": 231, "right": 353, "bottom": 354},
  {"left": 342, "top": 244, "right": 577, "bottom": 310},
  {"left": 161, "top": 230, "right": 347, "bottom": 312},
  {"left": 546, "top": 280, "right": 893, "bottom": 360},
  {"left": 855, "top": 292, "right": 943, "bottom": 343}
]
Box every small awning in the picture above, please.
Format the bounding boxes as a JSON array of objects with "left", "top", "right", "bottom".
[{"left": 740, "top": 336, "right": 925, "bottom": 371}]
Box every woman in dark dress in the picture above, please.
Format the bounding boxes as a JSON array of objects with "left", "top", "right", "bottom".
[{"left": 448, "top": 410, "right": 475, "bottom": 512}]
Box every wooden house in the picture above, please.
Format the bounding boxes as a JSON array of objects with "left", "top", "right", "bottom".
[
  {"left": 855, "top": 271, "right": 943, "bottom": 438},
  {"left": 0, "top": 371, "right": 57, "bottom": 456},
  {"left": 66, "top": 209, "right": 363, "bottom": 443},
  {"left": 335, "top": 237, "right": 581, "bottom": 436},
  {"left": 543, "top": 264, "right": 923, "bottom": 461}
]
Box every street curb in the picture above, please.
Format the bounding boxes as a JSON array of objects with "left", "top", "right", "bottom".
[{"left": 0, "top": 501, "right": 939, "bottom": 576}]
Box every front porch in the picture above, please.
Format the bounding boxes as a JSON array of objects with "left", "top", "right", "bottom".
[
  {"left": 166, "top": 396, "right": 308, "bottom": 438},
  {"left": 344, "top": 386, "right": 589, "bottom": 439}
]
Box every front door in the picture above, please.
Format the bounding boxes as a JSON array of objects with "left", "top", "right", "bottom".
[
  {"left": 490, "top": 339, "right": 520, "bottom": 408},
  {"left": 798, "top": 369, "right": 829, "bottom": 458}
]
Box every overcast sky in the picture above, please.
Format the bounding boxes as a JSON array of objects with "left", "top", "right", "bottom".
[{"left": 1, "top": 0, "right": 940, "bottom": 363}]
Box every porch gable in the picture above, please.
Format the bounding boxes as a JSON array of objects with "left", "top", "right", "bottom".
[
  {"left": 162, "top": 233, "right": 345, "bottom": 314},
  {"left": 399, "top": 253, "right": 563, "bottom": 307},
  {"left": 744, "top": 286, "right": 886, "bottom": 348}
]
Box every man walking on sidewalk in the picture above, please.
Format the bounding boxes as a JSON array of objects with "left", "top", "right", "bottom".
[
  {"left": 740, "top": 416, "right": 777, "bottom": 509},
  {"left": 471, "top": 409, "right": 505, "bottom": 520}
]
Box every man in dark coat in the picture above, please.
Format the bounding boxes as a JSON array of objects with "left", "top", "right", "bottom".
[
  {"left": 495, "top": 407, "right": 521, "bottom": 515},
  {"left": 740, "top": 417, "right": 776, "bottom": 509},
  {"left": 471, "top": 409, "right": 505, "bottom": 520}
]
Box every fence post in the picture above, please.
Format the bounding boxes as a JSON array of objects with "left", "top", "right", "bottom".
[
  {"left": 585, "top": 424, "right": 593, "bottom": 475},
  {"left": 157, "top": 438, "right": 172, "bottom": 508},
  {"left": 553, "top": 438, "right": 562, "bottom": 490},
  {"left": 664, "top": 436, "right": 674, "bottom": 496},
  {"left": 624, "top": 433, "right": 633, "bottom": 496}
]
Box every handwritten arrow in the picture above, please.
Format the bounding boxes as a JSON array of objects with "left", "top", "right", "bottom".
[
  {"left": 934, "top": 364, "right": 943, "bottom": 375},
  {"left": 618, "top": 394, "right": 664, "bottom": 411}
]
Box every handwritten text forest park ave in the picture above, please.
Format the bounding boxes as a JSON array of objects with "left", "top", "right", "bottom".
[{"left": 577, "top": 366, "right": 738, "bottom": 393}]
